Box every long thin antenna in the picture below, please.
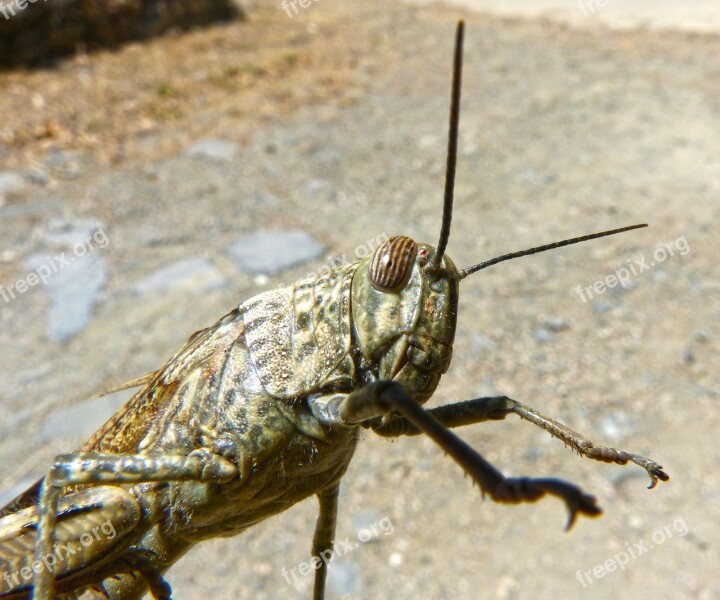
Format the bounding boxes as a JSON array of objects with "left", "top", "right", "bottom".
[
  {"left": 430, "top": 20, "right": 464, "bottom": 270},
  {"left": 458, "top": 224, "right": 648, "bottom": 279}
]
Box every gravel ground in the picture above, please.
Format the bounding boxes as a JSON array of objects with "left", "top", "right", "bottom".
[{"left": 0, "top": 1, "right": 718, "bottom": 599}]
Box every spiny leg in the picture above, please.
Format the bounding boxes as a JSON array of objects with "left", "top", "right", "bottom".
[
  {"left": 371, "top": 395, "right": 669, "bottom": 488},
  {"left": 504, "top": 397, "right": 669, "bottom": 488},
  {"left": 311, "top": 484, "right": 340, "bottom": 600},
  {"left": 333, "top": 382, "right": 601, "bottom": 529},
  {"left": 33, "top": 450, "right": 239, "bottom": 600}
]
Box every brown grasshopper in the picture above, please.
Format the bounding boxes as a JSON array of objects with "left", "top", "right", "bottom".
[{"left": 0, "top": 21, "right": 668, "bottom": 600}]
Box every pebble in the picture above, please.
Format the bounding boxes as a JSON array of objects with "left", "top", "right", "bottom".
[
  {"left": 0, "top": 171, "right": 28, "bottom": 201},
  {"left": 183, "top": 138, "right": 239, "bottom": 161},
  {"left": 599, "top": 410, "right": 634, "bottom": 442},
  {"left": 0, "top": 200, "right": 53, "bottom": 218},
  {"left": 352, "top": 509, "right": 384, "bottom": 541},
  {"left": 304, "top": 178, "right": 328, "bottom": 194},
  {"left": 592, "top": 299, "right": 613, "bottom": 314},
  {"left": 251, "top": 189, "right": 280, "bottom": 207},
  {"left": 44, "top": 149, "right": 83, "bottom": 179},
  {"left": 388, "top": 552, "right": 404, "bottom": 567},
  {"left": 532, "top": 328, "right": 554, "bottom": 343},
  {"left": 25, "top": 168, "right": 50, "bottom": 186},
  {"left": 471, "top": 332, "right": 498, "bottom": 352},
  {"left": 327, "top": 560, "right": 362, "bottom": 597},
  {"left": 29, "top": 251, "right": 107, "bottom": 342},
  {"left": 226, "top": 229, "right": 325, "bottom": 275},
  {"left": 520, "top": 168, "right": 555, "bottom": 186},
  {"left": 25, "top": 219, "right": 109, "bottom": 342},
  {"left": 543, "top": 316, "right": 569, "bottom": 332},
  {"left": 43, "top": 217, "right": 105, "bottom": 246},
  {"left": 134, "top": 256, "right": 227, "bottom": 295}
]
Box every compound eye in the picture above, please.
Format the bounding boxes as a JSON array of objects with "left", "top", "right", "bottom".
[{"left": 369, "top": 236, "right": 418, "bottom": 291}]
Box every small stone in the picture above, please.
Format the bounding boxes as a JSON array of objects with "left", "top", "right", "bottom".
[
  {"left": 471, "top": 332, "right": 498, "bottom": 352},
  {"left": 532, "top": 328, "right": 554, "bottom": 343},
  {"left": 328, "top": 560, "right": 362, "bottom": 597},
  {"left": 25, "top": 219, "right": 109, "bottom": 342},
  {"left": 388, "top": 552, "right": 404, "bottom": 567},
  {"left": 44, "top": 150, "right": 83, "bottom": 179},
  {"left": 26, "top": 251, "right": 107, "bottom": 342},
  {"left": 0, "top": 200, "right": 52, "bottom": 218},
  {"left": 496, "top": 575, "right": 520, "bottom": 600},
  {"left": 693, "top": 331, "right": 710, "bottom": 343},
  {"left": 417, "top": 134, "right": 440, "bottom": 149},
  {"left": 184, "top": 138, "right": 238, "bottom": 161},
  {"left": 352, "top": 510, "right": 383, "bottom": 541},
  {"left": 543, "top": 316, "right": 569, "bottom": 332},
  {"left": 134, "top": 256, "right": 227, "bottom": 296},
  {"left": 520, "top": 168, "right": 555, "bottom": 186},
  {"left": 251, "top": 190, "right": 280, "bottom": 207},
  {"left": 304, "top": 179, "right": 327, "bottom": 194},
  {"left": 592, "top": 299, "right": 613, "bottom": 314},
  {"left": 227, "top": 229, "right": 325, "bottom": 275},
  {"left": 43, "top": 218, "right": 105, "bottom": 246},
  {"left": 0, "top": 171, "right": 28, "bottom": 200},
  {"left": 25, "top": 168, "right": 50, "bottom": 186},
  {"left": 599, "top": 410, "right": 634, "bottom": 442}
]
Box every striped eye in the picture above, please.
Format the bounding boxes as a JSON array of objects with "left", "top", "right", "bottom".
[{"left": 369, "top": 236, "right": 418, "bottom": 291}]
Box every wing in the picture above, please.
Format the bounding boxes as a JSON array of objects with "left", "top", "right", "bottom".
[
  {"left": 0, "top": 307, "right": 245, "bottom": 517},
  {"left": 82, "top": 306, "right": 245, "bottom": 454}
]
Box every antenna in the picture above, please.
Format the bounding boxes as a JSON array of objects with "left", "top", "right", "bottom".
[
  {"left": 429, "top": 20, "right": 464, "bottom": 270},
  {"left": 459, "top": 224, "right": 648, "bottom": 279}
]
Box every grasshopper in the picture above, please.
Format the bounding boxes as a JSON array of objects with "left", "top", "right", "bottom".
[{"left": 0, "top": 20, "right": 668, "bottom": 600}]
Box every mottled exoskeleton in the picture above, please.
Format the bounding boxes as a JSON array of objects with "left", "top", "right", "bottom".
[{"left": 0, "top": 21, "right": 668, "bottom": 600}]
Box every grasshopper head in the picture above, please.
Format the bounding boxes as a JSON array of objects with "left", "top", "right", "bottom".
[
  {"left": 348, "top": 22, "right": 466, "bottom": 405},
  {"left": 351, "top": 236, "right": 460, "bottom": 403},
  {"left": 348, "top": 20, "right": 646, "bottom": 405}
]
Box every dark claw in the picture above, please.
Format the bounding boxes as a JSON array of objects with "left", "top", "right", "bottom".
[
  {"left": 564, "top": 492, "right": 602, "bottom": 531},
  {"left": 646, "top": 465, "right": 670, "bottom": 489},
  {"left": 524, "top": 478, "right": 602, "bottom": 530},
  {"left": 490, "top": 477, "right": 602, "bottom": 530}
]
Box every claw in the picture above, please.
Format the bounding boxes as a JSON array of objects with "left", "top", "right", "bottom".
[
  {"left": 489, "top": 476, "right": 602, "bottom": 530},
  {"left": 646, "top": 465, "right": 670, "bottom": 489},
  {"left": 564, "top": 492, "right": 602, "bottom": 531}
]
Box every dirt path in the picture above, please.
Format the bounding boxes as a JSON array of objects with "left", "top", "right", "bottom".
[{"left": 0, "top": 1, "right": 718, "bottom": 599}]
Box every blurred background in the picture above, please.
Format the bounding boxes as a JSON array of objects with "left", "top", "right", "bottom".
[{"left": 0, "top": 1, "right": 718, "bottom": 598}]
